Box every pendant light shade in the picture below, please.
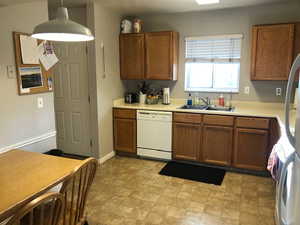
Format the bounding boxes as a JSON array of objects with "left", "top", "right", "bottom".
[{"left": 32, "top": 7, "right": 94, "bottom": 42}]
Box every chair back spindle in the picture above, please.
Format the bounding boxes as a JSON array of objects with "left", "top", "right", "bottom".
[
  {"left": 60, "top": 158, "right": 98, "bottom": 225},
  {"left": 6, "top": 192, "right": 64, "bottom": 225}
]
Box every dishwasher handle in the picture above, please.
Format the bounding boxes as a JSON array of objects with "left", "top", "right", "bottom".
[{"left": 137, "top": 110, "right": 173, "bottom": 121}]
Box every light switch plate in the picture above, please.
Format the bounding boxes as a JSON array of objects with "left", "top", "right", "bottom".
[
  {"left": 7, "top": 65, "right": 16, "bottom": 79},
  {"left": 37, "top": 97, "right": 44, "bottom": 109}
]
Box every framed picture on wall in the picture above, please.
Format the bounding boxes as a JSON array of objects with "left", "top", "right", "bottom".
[{"left": 13, "top": 31, "right": 54, "bottom": 95}]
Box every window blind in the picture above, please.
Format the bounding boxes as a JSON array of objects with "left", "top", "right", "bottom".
[{"left": 185, "top": 34, "right": 242, "bottom": 63}]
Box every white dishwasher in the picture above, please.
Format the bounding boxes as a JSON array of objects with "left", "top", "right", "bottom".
[{"left": 137, "top": 110, "right": 172, "bottom": 160}]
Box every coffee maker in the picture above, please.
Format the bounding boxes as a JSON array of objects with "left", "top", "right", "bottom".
[{"left": 124, "top": 93, "right": 139, "bottom": 104}]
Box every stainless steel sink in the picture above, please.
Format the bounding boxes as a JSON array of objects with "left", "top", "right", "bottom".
[
  {"left": 206, "top": 105, "right": 235, "bottom": 112},
  {"left": 179, "top": 105, "right": 208, "bottom": 110},
  {"left": 179, "top": 105, "right": 235, "bottom": 112}
]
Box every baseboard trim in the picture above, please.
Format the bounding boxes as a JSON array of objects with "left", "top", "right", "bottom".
[
  {"left": 0, "top": 131, "right": 57, "bottom": 154},
  {"left": 98, "top": 151, "right": 115, "bottom": 164}
]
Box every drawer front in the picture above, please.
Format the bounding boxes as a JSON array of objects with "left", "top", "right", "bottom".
[
  {"left": 236, "top": 117, "right": 269, "bottom": 129},
  {"left": 203, "top": 115, "right": 234, "bottom": 126},
  {"left": 173, "top": 113, "right": 202, "bottom": 124},
  {"left": 113, "top": 108, "right": 136, "bottom": 119}
]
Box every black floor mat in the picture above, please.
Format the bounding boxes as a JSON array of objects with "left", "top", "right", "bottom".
[
  {"left": 44, "top": 149, "right": 88, "bottom": 160},
  {"left": 159, "top": 161, "right": 226, "bottom": 185}
]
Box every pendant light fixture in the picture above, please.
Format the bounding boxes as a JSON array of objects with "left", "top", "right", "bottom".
[{"left": 32, "top": 0, "right": 94, "bottom": 42}]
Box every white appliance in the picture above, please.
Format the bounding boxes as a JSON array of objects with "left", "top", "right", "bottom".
[
  {"left": 137, "top": 110, "right": 172, "bottom": 160},
  {"left": 276, "top": 54, "right": 300, "bottom": 225}
]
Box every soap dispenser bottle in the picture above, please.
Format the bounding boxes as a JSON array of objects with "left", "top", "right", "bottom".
[
  {"left": 187, "top": 93, "right": 193, "bottom": 105},
  {"left": 218, "top": 94, "right": 225, "bottom": 107}
]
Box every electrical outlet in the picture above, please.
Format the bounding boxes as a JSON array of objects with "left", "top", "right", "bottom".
[
  {"left": 276, "top": 88, "right": 282, "bottom": 96},
  {"left": 244, "top": 86, "right": 250, "bottom": 95},
  {"left": 37, "top": 97, "right": 44, "bottom": 109}
]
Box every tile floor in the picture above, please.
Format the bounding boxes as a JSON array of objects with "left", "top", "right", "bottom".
[{"left": 86, "top": 156, "right": 276, "bottom": 225}]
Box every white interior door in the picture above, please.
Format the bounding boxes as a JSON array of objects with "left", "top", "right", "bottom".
[{"left": 53, "top": 42, "right": 91, "bottom": 156}]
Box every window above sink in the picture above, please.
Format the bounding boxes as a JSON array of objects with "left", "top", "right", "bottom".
[{"left": 184, "top": 34, "right": 243, "bottom": 93}]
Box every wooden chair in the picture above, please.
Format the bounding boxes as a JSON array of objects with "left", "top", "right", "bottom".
[
  {"left": 6, "top": 192, "right": 64, "bottom": 225},
  {"left": 59, "top": 158, "right": 98, "bottom": 225}
]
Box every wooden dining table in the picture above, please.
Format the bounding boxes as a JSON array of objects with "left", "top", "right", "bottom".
[{"left": 0, "top": 149, "right": 84, "bottom": 222}]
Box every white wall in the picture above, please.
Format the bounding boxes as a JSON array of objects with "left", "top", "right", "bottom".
[
  {"left": 90, "top": 2, "right": 124, "bottom": 158},
  {"left": 0, "top": 1, "right": 56, "bottom": 153},
  {"left": 85, "top": 2, "right": 124, "bottom": 159},
  {"left": 124, "top": 1, "right": 300, "bottom": 103}
]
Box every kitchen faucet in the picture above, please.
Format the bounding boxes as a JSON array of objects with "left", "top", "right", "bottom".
[{"left": 199, "top": 97, "right": 211, "bottom": 106}]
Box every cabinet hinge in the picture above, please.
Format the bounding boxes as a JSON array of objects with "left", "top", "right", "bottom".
[{"left": 88, "top": 95, "right": 91, "bottom": 103}]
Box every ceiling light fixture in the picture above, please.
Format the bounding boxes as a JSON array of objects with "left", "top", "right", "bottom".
[
  {"left": 32, "top": 0, "right": 94, "bottom": 42},
  {"left": 196, "top": 0, "right": 220, "bottom": 5}
]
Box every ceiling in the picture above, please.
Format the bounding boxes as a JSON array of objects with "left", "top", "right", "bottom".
[
  {"left": 98, "top": 0, "right": 293, "bottom": 15},
  {"left": 0, "top": 0, "right": 37, "bottom": 6},
  {"left": 0, "top": 0, "right": 87, "bottom": 8},
  {"left": 0, "top": 0, "right": 295, "bottom": 14}
]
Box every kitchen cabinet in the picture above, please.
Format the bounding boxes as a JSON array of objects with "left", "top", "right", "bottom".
[
  {"left": 173, "top": 122, "right": 201, "bottom": 161},
  {"left": 202, "top": 126, "right": 233, "bottom": 166},
  {"left": 119, "top": 31, "right": 179, "bottom": 81},
  {"left": 202, "top": 115, "right": 234, "bottom": 166},
  {"left": 112, "top": 107, "right": 274, "bottom": 172},
  {"left": 233, "top": 117, "right": 270, "bottom": 171},
  {"left": 113, "top": 109, "right": 136, "bottom": 154},
  {"left": 233, "top": 128, "right": 269, "bottom": 171},
  {"left": 173, "top": 112, "right": 202, "bottom": 124},
  {"left": 171, "top": 113, "right": 271, "bottom": 171},
  {"left": 251, "top": 24, "right": 295, "bottom": 80},
  {"left": 145, "top": 31, "right": 179, "bottom": 80},
  {"left": 236, "top": 117, "right": 269, "bottom": 129},
  {"left": 119, "top": 34, "right": 145, "bottom": 79}
]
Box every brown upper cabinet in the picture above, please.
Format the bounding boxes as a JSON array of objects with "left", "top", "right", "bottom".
[
  {"left": 251, "top": 23, "right": 295, "bottom": 80},
  {"left": 145, "top": 32, "right": 179, "bottom": 80},
  {"left": 120, "top": 33, "right": 145, "bottom": 79},
  {"left": 119, "top": 31, "right": 179, "bottom": 80}
]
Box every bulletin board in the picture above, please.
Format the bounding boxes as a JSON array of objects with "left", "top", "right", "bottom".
[{"left": 13, "top": 31, "right": 54, "bottom": 96}]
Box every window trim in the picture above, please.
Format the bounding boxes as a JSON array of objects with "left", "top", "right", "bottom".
[
  {"left": 184, "top": 34, "right": 243, "bottom": 93},
  {"left": 185, "top": 34, "right": 243, "bottom": 41}
]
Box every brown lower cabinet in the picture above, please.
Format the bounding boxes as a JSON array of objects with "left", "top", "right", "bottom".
[
  {"left": 113, "top": 109, "right": 136, "bottom": 154},
  {"left": 172, "top": 113, "right": 272, "bottom": 171},
  {"left": 202, "top": 125, "right": 233, "bottom": 166},
  {"left": 112, "top": 109, "right": 275, "bottom": 172},
  {"left": 233, "top": 128, "right": 269, "bottom": 171},
  {"left": 173, "top": 122, "right": 201, "bottom": 161}
]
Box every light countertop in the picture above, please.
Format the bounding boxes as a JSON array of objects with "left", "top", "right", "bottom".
[
  {"left": 114, "top": 98, "right": 297, "bottom": 167},
  {"left": 113, "top": 98, "right": 296, "bottom": 127}
]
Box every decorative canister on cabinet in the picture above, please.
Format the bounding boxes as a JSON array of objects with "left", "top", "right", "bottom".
[
  {"left": 121, "top": 19, "right": 132, "bottom": 33},
  {"left": 133, "top": 19, "right": 143, "bottom": 33}
]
